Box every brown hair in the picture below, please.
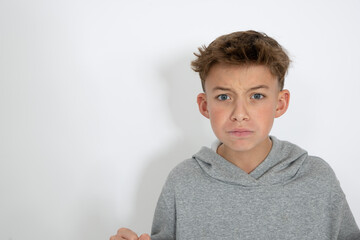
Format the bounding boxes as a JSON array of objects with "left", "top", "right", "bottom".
[{"left": 191, "top": 30, "right": 290, "bottom": 91}]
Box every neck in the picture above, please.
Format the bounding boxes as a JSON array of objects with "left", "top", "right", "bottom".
[{"left": 217, "top": 137, "right": 272, "bottom": 174}]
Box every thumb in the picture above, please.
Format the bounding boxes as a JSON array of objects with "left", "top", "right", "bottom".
[{"left": 139, "top": 233, "right": 151, "bottom": 240}]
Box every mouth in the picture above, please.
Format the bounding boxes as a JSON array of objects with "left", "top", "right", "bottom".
[{"left": 228, "top": 129, "right": 253, "bottom": 137}]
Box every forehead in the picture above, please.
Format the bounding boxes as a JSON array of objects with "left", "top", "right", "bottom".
[{"left": 205, "top": 64, "right": 279, "bottom": 91}]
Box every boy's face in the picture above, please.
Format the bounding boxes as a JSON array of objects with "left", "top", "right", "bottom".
[{"left": 197, "top": 64, "right": 289, "bottom": 155}]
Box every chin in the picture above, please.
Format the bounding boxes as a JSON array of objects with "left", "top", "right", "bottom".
[
  {"left": 223, "top": 140, "right": 257, "bottom": 153},
  {"left": 224, "top": 135, "right": 270, "bottom": 152}
]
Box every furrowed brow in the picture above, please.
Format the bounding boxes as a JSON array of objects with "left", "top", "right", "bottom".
[
  {"left": 247, "top": 85, "right": 269, "bottom": 92},
  {"left": 212, "top": 86, "right": 233, "bottom": 92}
]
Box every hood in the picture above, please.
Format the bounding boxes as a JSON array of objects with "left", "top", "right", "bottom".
[{"left": 193, "top": 136, "right": 308, "bottom": 187}]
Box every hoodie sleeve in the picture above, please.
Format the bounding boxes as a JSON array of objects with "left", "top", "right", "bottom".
[
  {"left": 327, "top": 169, "right": 360, "bottom": 240},
  {"left": 337, "top": 198, "right": 360, "bottom": 240},
  {"left": 151, "top": 173, "right": 176, "bottom": 240}
]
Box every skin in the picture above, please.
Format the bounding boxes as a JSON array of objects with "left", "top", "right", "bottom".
[
  {"left": 109, "top": 228, "right": 151, "bottom": 240},
  {"left": 197, "top": 63, "right": 290, "bottom": 173}
]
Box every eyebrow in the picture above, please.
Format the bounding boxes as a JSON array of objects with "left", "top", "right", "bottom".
[
  {"left": 211, "top": 85, "right": 269, "bottom": 93},
  {"left": 247, "top": 85, "right": 269, "bottom": 92},
  {"left": 211, "top": 86, "right": 233, "bottom": 92}
]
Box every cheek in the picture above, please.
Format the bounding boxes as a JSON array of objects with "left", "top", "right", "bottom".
[
  {"left": 209, "top": 108, "right": 223, "bottom": 123},
  {"left": 258, "top": 99, "right": 278, "bottom": 114},
  {"left": 254, "top": 106, "right": 276, "bottom": 118},
  {"left": 208, "top": 106, "right": 228, "bottom": 127},
  {"left": 251, "top": 104, "right": 277, "bottom": 125}
]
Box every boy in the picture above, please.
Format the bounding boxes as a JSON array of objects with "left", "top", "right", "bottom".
[{"left": 110, "top": 30, "right": 360, "bottom": 240}]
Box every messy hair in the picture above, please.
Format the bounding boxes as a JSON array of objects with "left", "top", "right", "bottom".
[{"left": 191, "top": 30, "right": 290, "bottom": 91}]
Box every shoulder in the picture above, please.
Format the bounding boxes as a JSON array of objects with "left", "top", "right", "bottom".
[
  {"left": 166, "top": 158, "right": 202, "bottom": 184},
  {"left": 301, "top": 155, "right": 344, "bottom": 195},
  {"left": 156, "top": 157, "right": 206, "bottom": 202},
  {"left": 276, "top": 137, "right": 343, "bottom": 192},
  {"left": 275, "top": 137, "right": 338, "bottom": 183},
  {"left": 304, "top": 155, "right": 337, "bottom": 180},
  {"left": 306, "top": 155, "right": 335, "bottom": 176}
]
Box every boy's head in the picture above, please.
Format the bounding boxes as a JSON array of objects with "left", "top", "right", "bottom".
[
  {"left": 192, "top": 31, "right": 291, "bottom": 160},
  {"left": 191, "top": 30, "right": 290, "bottom": 91}
]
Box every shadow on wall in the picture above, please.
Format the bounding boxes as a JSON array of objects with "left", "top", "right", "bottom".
[{"left": 128, "top": 51, "right": 214, "bottom": 233}]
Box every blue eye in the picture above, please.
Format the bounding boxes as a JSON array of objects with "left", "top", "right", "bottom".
[
  {"left": 217, "top": 94, "right": 230, "bottom": 101},
  {"left": 251, "top": 93, "right": 264, "bottom": 100}
]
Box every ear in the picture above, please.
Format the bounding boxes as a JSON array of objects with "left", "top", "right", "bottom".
[
  {"left": 197, "top": 93, "right": 210, "bottom": 119},
  {"left": 275, "top": 89, "right": 290, "bottom": 118}
]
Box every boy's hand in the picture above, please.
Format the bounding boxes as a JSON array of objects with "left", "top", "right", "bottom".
[{"left": 110, "top": 228, "right": 151, "bottom": 240}]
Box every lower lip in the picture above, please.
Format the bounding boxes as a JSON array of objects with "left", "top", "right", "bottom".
[{"left": 228, "top": 131, "right": 253, "bottom": 137}]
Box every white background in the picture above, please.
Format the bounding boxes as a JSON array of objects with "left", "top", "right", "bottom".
[{"left": 1, "top": 0, "right": 359, "bottom": 239}]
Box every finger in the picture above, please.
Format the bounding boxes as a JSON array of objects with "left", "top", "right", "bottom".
[
  {"left": 116, "top": 228, "right": 139, "bottom": 240},
  {"left": 109, "top": 235, "right": 122, "bottom": 240},
  {"left": 139, "top": 233, "right": 151, "bottom": 240}
]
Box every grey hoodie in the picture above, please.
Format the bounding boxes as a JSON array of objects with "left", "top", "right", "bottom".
[{"left": 151, "top": 136, "right": 360, "bottom": 240}]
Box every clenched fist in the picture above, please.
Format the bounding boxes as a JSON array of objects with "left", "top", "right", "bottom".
[{"left": 110, "top": 228, "right": 151, "bottom": 240}]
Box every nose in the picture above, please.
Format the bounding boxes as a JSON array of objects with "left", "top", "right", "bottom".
[{"left": 230, "top": 100, "right": 249, "bottom": 122}]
